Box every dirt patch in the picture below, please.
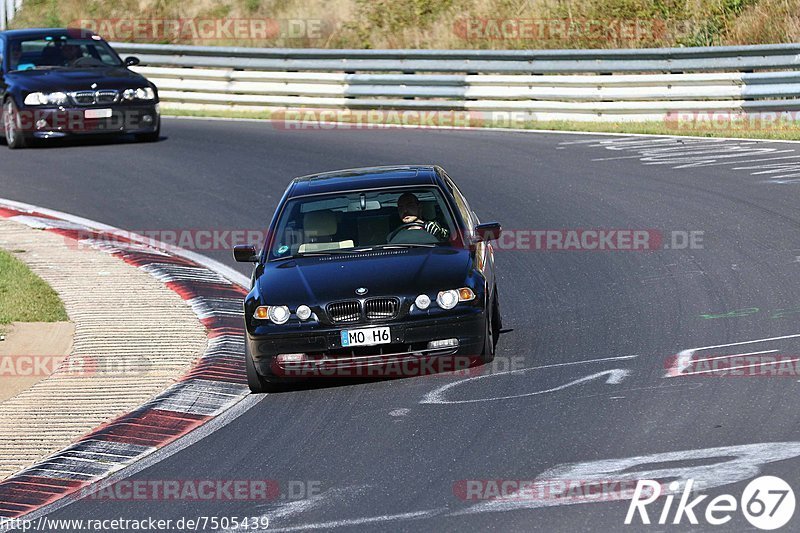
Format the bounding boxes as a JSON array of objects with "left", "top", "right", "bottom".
[{"left": 0, "top": 322, "right": 74, "bottom": 402}]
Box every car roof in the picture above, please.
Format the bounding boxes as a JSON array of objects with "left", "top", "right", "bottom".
[
  {"left": 288, "top": 165, "right": 445, "bottom": 197},
  {"left": 1, "top": 28, "right": 95, "bottom": 40}
]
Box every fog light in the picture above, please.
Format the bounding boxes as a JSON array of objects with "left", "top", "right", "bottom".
[
  {"left": 142, "top": 114, "right": 153, "bottom": 124},
  {"left": 296, "top": 305, "right": 312, "bottom": 320},
  {"left": 276, "top": 353, "right": 306, "bottom": 364},
  {"left": 428, "top": 338, "right": 459, "bottom": 349},
  {"left": 35, "top": 119, "right": 48, "bottom": 130}
]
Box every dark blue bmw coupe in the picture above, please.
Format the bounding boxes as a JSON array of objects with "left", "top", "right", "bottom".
[{"left": 1, "top": 28, "right": 160, "bottom": 148}]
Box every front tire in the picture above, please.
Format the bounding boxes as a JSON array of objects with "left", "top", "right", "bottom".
[
  {"left": 4, "top": 100, "right": 28, "bottom": 149},
  {"left": 491, "top": 284, "right": 502, "bottom": 347},
  {"left": 245, "top": 341, "right": 281, "bottom": 393},
  {"left": 245, "top": 342, "right": 268, "bottom": 393},
  {"left": 480, "top": 308, "right": 496, "bottom": 364}
]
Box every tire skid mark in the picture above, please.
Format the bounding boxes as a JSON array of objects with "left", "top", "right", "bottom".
[{"left": 565, "top": 136, "right": 800, "bottom": 182}]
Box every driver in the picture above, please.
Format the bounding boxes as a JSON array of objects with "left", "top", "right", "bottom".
[
  {"left": 8, "top": 42, "right": 22, "bottom": 70},
  {"left": 396, "top": 192, "right": 449, "bottom": 239},
  {"left": 60, "top": 44, "right": 81, "bottom": 65}
]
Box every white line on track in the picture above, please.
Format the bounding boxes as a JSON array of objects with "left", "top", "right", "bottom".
[
  {"left": 665, "top": 333, "right": 800, "bottom": 377},
  {"left": 691, "top": 349, "right": 779, "bottom": 364},
  {"left": 266, "top": 509, "right": 445, "bottom": 532},
  {"left": 680, "top": 358, "right": 800, "bottom": 376},
  {"left": 421, "top": 354, "right": 638, "bottom": 405},
  {"left": 0, "top": 198, "right": 249, "bottom": 287}
]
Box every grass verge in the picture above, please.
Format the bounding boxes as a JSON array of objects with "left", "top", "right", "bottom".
[
  {"left": 163, "top": 107, "right": 800, "bottom": 141},
  {"left": 0, "top": 248, "right": 68, "bottom": 333}
]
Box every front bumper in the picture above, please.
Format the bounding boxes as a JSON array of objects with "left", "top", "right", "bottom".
[
  {"left": 247, "top": 311, "right": 486, "bottom": 379},
  {"left": 16, "top": 104, "right": 160, "bottom": 138}
]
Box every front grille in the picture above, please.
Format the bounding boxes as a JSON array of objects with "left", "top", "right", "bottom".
[
  {"left": 69, "top": 90, "right": 119, "bottom": 106},
  {"left": 327, "top": 301, "right": 361, "bottom": 323},
  {"left": 96, "top": 90, "right": 119, "bottom": 104},
  {"left": 365, "top": 297, "right": 399, "bottom": 320},
  {"left": 71, "top": 91, "right": 95, "bottom": 105}
]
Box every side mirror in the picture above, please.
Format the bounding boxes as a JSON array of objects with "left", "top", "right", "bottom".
[
  {"left": 233, "top": 245, "right": 258, "bottom": 263},
  {"left": 124, "top": 56, "right": 140, "bottom": 67},
  {"left": 475, "top": 222, "right": 502, "bottom": 242}
]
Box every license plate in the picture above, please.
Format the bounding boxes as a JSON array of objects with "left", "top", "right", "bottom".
[
  {"left": 85, "top": 109, "right": 112, "bottom": 119},
  {"left": 341, "top": 326, "right": 391, "bottom": 347}
]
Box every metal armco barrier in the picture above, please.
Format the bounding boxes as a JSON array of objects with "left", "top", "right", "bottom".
[{"left": 111, "top": 42, "right": 800, "bottom": 122}]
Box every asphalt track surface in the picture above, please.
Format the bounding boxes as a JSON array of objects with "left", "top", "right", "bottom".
[{"left": 3, "top": 120, "right": 800, "bottom": 532}]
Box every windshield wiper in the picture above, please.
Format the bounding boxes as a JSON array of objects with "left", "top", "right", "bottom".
[
  {"left": 270, "top": 244, "right": 435, "bottom": 261},
  {"left": 375, "top": 243, "right": 436, "bottom": 249},
  {"left": 270, "top": 250, "right": 360, "bottom": 261}
]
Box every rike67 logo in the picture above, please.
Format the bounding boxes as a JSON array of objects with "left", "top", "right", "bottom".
[{"left": 626, "top": 476, "right": 795, "bottom": 530}]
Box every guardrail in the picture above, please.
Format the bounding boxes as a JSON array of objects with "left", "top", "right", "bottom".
[
  {"left": 0, "top": 0, "right": 21, "bottom": 31},
  {"left": 112, "top": 42, "right": 800, "bottom": 122}
]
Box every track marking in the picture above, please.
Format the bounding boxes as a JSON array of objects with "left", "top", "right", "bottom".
[
  {"left": 421, "top": 355, "right": 638, "bottom": 405},
  {"left": 665, "top": 333, "right": 800, "bottom": 377},
  {"left": 680, "top": 358, "right": 800, "bottom": 377},
  {"left": 571, "top": 136, "right": 800, "bottom": 181},
  {"left": 692, "top": 349, "right": 778, "bottom": 364},
  {"left": 267, "top": 509, "right": 444, "bottom": 532},
  {"left": 456, "top": 442, "right": 800, "bottom": 515}
]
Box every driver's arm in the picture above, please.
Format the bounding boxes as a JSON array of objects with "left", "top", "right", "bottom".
[{"left": 423, "top": 220, "right": 449, "bottom": 239}]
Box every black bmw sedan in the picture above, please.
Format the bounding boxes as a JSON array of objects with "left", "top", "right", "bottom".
[
  {"left": 0, "top": 28, "right": 160, "bottom": 149},
  {"left": 234, "top": 165, "right": 502, "bottom": 393}
]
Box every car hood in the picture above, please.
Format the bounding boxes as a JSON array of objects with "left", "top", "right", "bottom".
[
  {"left": 257, "top": 247, "right": 473, "bottom": 304},
  {"left": 6, "top": 67, "right": 150, "bottom": 93}
]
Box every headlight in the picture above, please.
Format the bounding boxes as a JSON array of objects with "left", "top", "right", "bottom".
[
  {"left": 436, "top": 288, "right": 475, "bottom": 309},
  {"left": 436, "top": 290, "right": 459, "bottom": 310},
  {"left": 296, "top": 305, "right": 312, "bottom": 320},
  {"left": 268, "top": 305, "right": 290, "bottom": 324},
  {"left": 253, "top": 305, "right": 290, "bottom": 324},
  {"left": 414, "top": 294, "right": 431, "bottom": 310},
  {"left": 135, "top": 87, "right": 155, "bottom": 100},
  {"left": 122, "top": 89, "right": 136, "bottom": 101},
  {"left": 24, "top": 92, "right": 68, "bottom": 106}
]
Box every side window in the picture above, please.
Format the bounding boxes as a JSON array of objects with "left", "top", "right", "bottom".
[
  {"left": 443, "top": 174, "right": 474, "bottom": 236},
  {"left": 0, "top": 39, "right": 4, "bottom": 72}
]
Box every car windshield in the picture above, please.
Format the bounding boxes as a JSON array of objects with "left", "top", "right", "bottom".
[
  {"left": 7, "top": 36, "right": 122, "bottom": 72},
  {"left": 268, "top": 187, "right": 460, "bottom": 260}
]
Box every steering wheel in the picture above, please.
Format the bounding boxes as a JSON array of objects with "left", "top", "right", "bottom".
[
  {"left": 70, "top": 56, "right": 104, "bottom": 67},
  {"left": 386, "top": 221, "right": 426, "bottom": 242}
]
